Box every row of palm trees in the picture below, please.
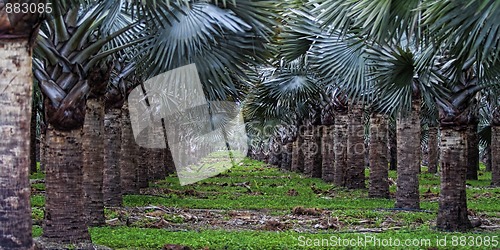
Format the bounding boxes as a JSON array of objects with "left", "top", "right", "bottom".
[
  {"left": 242, "top": 0, "right": 500, "bottom": 232},
  {"left": 0, "top": 0, "right": 499, "bottom": 248},
  {"left": 1, "top": 0, "right": 277, "bottom": 248}
]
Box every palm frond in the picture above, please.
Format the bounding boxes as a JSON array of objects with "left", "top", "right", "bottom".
[
  {"left": 424, "top": 0, "right": 500, "bottom": 64},
  {"left": 138, "top": 1, "right": 272, "bottom": 101}
]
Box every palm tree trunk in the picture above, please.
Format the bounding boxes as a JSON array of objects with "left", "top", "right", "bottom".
[
  {"left": 39, "top": 127, "right": 47, "bottom": 172},
  {"left": 148, "top": 148, "right": 166, "bottom": 181},
  {"left": 333, "top": 112, "right": 348, "bottom": 187},
  {"left": 120, "top": 100, "right": 139, "bottom": 194},
  {"left": 162, "top": 119, "right": 176, "bottom": 174},
  {"left": 280, "top": 139, "right": 293, "bottom": 171},
  {"left": 103, "top": 107, "right": 122, "bottom": 207},
  {"left": 427, "top": 126, "right": 439, "bottom": 174},
  {"left": 491, "top": 126, "right": 500, "bottom": 187},
  {"left": 303, "top": 125, "right": 322, "bottom": 178},
  {"left": 388, "top": 119, "right": 397, "bottom": 171},
  {"left": 0, "top": 39, "right": 34, "bottom": 249},
  {"left": 346, "top": 103, "right": 366, "bottom": 189},
  {"left": 43, "top": 125, "right": 90, "bottom": 243},
  {"left": 313, "top": 125, "right": 322, "bottom": 177},
  {"left": 436, "top": 127, "right": 472, "bottom": 231},
  {"left": 137, "top": 146, "right": 150, "bottom": 186},
  {"left": 147, "top": 124, "right": 167, "bottom": 181},
  {"left": 466, "top": 124, "right": 479, "bottom": 180},
  {"left": 321, "top": 125, "right": 335, "bottom": 182},
  {"left": 291, "top": 134, "right": 304, "bottom": 173},
  {"left": 395, "top": 98, "right": 421, "bottom": 209},
  {"left": 368, "top": 113, "right": 389, "bottom": 198},
  {"left": 484, "top": 145, "right": 492, "bottom": 172},
  {"left": 82, "top": 98, "right": 105, "bottom": 226},
  {"left": 303, "top": 126, "right": 313, "bottom": 175},
  {"left": 30, "top": 90, "right": 38, "bottom": 173},
  {"left": 268, "top": 138, "right": 282, "bottom": 166}
]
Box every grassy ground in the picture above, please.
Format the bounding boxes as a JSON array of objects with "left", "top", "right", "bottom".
[{"left": 30, "top": 157, "right": 500, "bottom": 249}]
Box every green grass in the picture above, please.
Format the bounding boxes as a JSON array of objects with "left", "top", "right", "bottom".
[
  {"left": 31, "top": 195, "right": 45, "bottom": 207},
  {"left": 30, "top": 158, "right": 500, "bottom": 249},
  {"left": 87, "top": 226, "right": 500, "bottom": 250}
]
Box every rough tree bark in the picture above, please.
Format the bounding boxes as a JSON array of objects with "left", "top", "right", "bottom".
[
  {"left": 39, "top": 127, "right": 47, "bottom": 172},
  {"left": 427, "top": 126, "right": 439, "bottom": 174},
  {"left": 280, "top": 138, "right": 293, "bottom": 171},
  {"left": 388, "top": 119, "right": 397, "bottom": 171},
  {"left": 147, "top": 125, "right": 167, "bottom": 182},
  {"left": 484, "top": 146, "right": 491, "bottom": 172},
  {"left": 491, "top": 126, "right": 500, "bottom": 187},
  {"left": 321, "top": 125, "right": 335, "bottom": 182},
  {"left": 291, "top": 129, "right": 304, "bottom": 173},
  {"left": 103, "top": 107, "right": 122, "bottom": 207},
  {"left": 0, "top": 39, "right": 34, "bottom": 249},
  {"left": 82, "top": 98, "right": 105, "bottom": 226},
  {"left": 120, "top": 100, "right": 140, "bottom": 194},
  {"left": 162, "top": 119, "right": 176, "bottom": 174},
  {"left": 436, "top": 127, "right": 472, "bottom": 231},
  {"left": 395, "top": 98, "right": 421, "bottom": 209},
  {"left": 321, "top": 102, "right": 335, "bottom": 182},
  {"left": 368, "top": 113, "right": 389, "bottom": 198},
  {"left": 43, "top": 125, "right": 90, "bottom": 243},
  {"left": 30, "top": 89, "right": 38, "bottom": 173},
  {"left": 268, "top": 137, "right": 281, "bottom": 166},
  {"left": 333, "top": 111, "right": 348, "bottom": 187},
  {"left": 346, "top": 103, "right": 366, "bottom": 189},
  {"left": 303, "top": 125, "right": 322, "bottom": 178},
  {"left": 466, "top": 123, "right": 479, "bottom": 180}
]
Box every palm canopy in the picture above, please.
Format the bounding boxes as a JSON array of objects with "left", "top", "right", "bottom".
[
  {"left": 424, "top": 0, "right": 500, "bottom": 65},
  {"left": 137, "top": 0, "right": 278, "bottom": 102},
  {"left": 30, "top": 0, "right": 279, "bottom": 130},
  {"left": 271, "top": 0, "right": 500, "bottom": 119},
  {"left": 33, "top": 1, "right": 144, "bottom": 129}
]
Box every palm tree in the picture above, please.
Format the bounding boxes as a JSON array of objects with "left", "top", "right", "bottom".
[
  {"left": 0, "top": 0, "right": 55, "bottom": 247},
  {"left": 424, "top": 0, "right": 500, "bottom": 230},
  {"left": 33, "top": 2, "right": 137, "bottom": 242},
  {"left": 102, "top": 59, "right": 131, "bottom": 207},
  {"left": 0, "top": 14, "right": 37, "bottom": 250},
  {"left": 309, "top": 0, "right": 426, "bottom": 204}
]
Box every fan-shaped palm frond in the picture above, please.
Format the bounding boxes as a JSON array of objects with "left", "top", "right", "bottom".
[
  {"left": 278, "top": 8, "right": 316, "bottom": 62},
  {"left": 244, "top": 57, "right": 324, "bottom": 124},
  {"left": 312, "top": 0, "right": 422, "bottom": 45},
  {"left": 138, "top": 1, "right": 275, "bottom": 102},
  {"left": 424, "top": 0, "right": 500, "bottom": 64},
  {"left": 212, "top": 0, "right": 279, "bottom": 42}
]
